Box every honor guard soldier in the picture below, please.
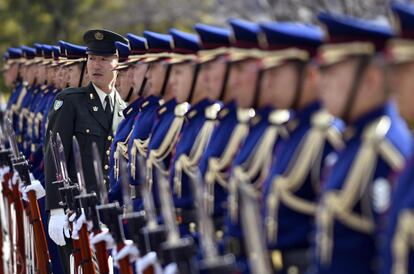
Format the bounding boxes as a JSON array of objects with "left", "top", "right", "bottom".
[
  {"left": 108, "top": 40, "right": 144, "bottom": 203},
  {"left": 198, "top": 18, "right": 263, "bottom": 233},
  {"left": 141, "top": 31, "right": 185, "bottom": 210},
  {"left": 4, "top": 47, "right": 24, "bottom": 132},
  {"left": 126, "top": 33, "right": 166, "bottom": 211},
  {"left": 313, "top": 12, "right": 412, "bottom": 274},
  {"left": 166, "top": 28, "right": 213, "bottom": 236},
  {"left": 17, "top": 46, "right": 37, "bottom": 152},
  {"left": 44, "top": 29, "right": 127, "bottom": 274},
  {"left": 382, "top": 2, "right": 414, "bottom": 274},
  {"left": 259, "top": 22, "right": 344, "bottom": 274},
  {"left": 170, "top": 23, "right": 232, "bottom": 237}
]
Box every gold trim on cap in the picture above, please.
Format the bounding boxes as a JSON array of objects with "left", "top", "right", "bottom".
[
  {"left": 261, "top": 48, "right": 309, "bottom": 69},
  {"left": 318, "top": 42, "right": 375, "bottom": 66},
  {"left": 387, "top": 38, "right": 414, "bottom": 64}
]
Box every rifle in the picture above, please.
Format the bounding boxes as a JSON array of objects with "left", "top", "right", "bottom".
[
  {"left": 154, "top": 165, "right": 198, "bottom": 274},
  {"left": 238, "top": 182, "right": 272, "bottom": 274},
  {"left": 187, "top": 169, "right": 237, "bottom": 273},
  {"left": 5, "top": 118, "right": 52, "bottom": 274},
  {"left": 50, "top": 132, "right": 82, "bottom": 273},
  {"left": 67, "top": 137, "right": 96, "bottom": 274},
  {"left": 92, "top": 143, "right": 124, "bottom": 274}
]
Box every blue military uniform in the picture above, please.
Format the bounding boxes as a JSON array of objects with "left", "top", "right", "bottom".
[
  {"left": 143, "top": 31, "right": 192, "bottom": 209},
  {"left": 314, "top": 13, "right": 413, "bottom": 274},
  {"left": 165, "top": 28, "right": 220, "bottom": 236},
  {"left": 382, "top": 2, "right": 414, "bottom": 274},
  {"left": 198, "top": 19, "right": 262, "bottom": 225},
  {"left": 108, "top": 41, "right": 144, "bottom": 204}
]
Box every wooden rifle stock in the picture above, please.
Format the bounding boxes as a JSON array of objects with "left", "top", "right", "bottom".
[
  {"left": 12, "top": 181, "right": 26, "bottom": 274},
  {"left": 92, "top": 228, "right": 110, "bottom": 274},
  {"left": 78, "top": 224, "right": 96, "bottom": 274},
  {"left": 26, "top": 190, "right": 51, "bottom": 274},
  {"left": 116, "top": 242, "right": 133, "bottom": 274}
]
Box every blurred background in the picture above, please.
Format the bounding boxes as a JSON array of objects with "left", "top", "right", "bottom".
[{"left": 0, "top": 0, "right": 398, "bottom": 92}]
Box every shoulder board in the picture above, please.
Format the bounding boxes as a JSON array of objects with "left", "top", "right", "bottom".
[{"left": 364, "top": 116, "right": 405, "bottom": 170}]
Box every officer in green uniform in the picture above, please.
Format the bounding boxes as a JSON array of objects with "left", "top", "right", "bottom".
[{"left": 43, "top": 29, "right": 128, "bottom": 274}]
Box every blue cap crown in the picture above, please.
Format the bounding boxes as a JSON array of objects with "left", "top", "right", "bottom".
[
  {"left": 126, "top": 33, "right": 148, "bottom": 54},
  {"left": 194, "top": 23, "right": 231, "bottom": 49},
  {"left": 143, "top": 31, "right": 173, "bottom": 53},
  {"left": 228, "top": 18, "right": 263, "bottom": 49},
  {"left": 169, "top": 28, "right": 200, "bottom": 54},
  {"left": 115, "top": 41, "right": 131, "bottom": 62}
]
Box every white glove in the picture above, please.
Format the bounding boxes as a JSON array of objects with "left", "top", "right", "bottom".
[
  {"left": 22, "top": 180, "right": 45, "bottom": 201},
  {"left": 11, "top": 172, "right": 19, "bottom": 186},
  {"left": 163, "top": 263, "right": 178, "bottom": 274},
  {"left": 0, "top": 166, "right": 9, "bottom": 182},
  {"left": 135, "top": 251, "right": 163, "bottom": 274},
  {"left": 114, "top": 240, "right": 139, "bottom": 263},
  {"left": 90, "top": 228, "right": 115, "bottom": 250},
  {"left": 48, "top": 208, "right": 69, "bottom": 246},
  {"left": 74, "top": 212, "right": 92, "bottom": 233}
]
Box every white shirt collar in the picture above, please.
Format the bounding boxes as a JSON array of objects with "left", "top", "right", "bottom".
[{"left": 92, "top": 83, "right": 116, "bottom": 109}]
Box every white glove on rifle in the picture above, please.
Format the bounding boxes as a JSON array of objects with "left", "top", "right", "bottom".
[
  {"left": 135, "top": 251, "right": 163, "bottom": 274},
  {"left": 0, "top": 166, "right": 10, "bottom": 182},
  {"left": 90, "top": 228, "right": 115, "bottom": 250},
  {"left": 11, "top": 171, "right": 19, "bottom": 186},
  {"left": 48, "top": 208, "right": 70, "bottom": 246},
  {"left": 113, "top": 240, "right": 139, "bottom": 263},
  {"left": 22, "top": 179, "right": 45, "bottom": 201},
  {"left": 164, "top": 263, "right": 178, "bottom": 274}
]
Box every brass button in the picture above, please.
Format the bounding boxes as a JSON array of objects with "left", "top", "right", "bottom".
[
  {"left": 104, "top": 165, "right": 109, "bottom": 170},
  {"left": 107, "top": 136, "right": 112, "bottom": 141},
  {"left": 106, "top": 150, "right": 110, "bottom": 156},
  {"left": 103, "top": 179, "right": 107, "bottom": 184},
  {"left": 86, "top": 129, "right": 90, "bottom": 133}
]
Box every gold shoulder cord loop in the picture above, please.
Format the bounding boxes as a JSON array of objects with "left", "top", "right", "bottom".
[
  {"left": 317, "top": 116, "right": 404, "bottom": 266},
  {"left": 229, "top": 109, "right": 290, "bottom": 222},
  {"left": 173, "top": 104, "right": 220, "bottom": 198},
  {"left": 205, "top": 108, "right": 253, "bottom": 215},
  {"left": 147, "top": 103, "right": 189, "bottom": 192},
  {"left": 266, "top": 110, "right": 343, "bottom": 244}
]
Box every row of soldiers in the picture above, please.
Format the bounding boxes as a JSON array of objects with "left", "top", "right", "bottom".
[{"left": 2, "top": 2, "right": 414, "bottom": 274}]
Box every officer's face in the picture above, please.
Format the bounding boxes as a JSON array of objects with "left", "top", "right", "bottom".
[
  {"left": 259, "top": 62, "right": 297, "bottom": 109},
  {"left": 144, "top": 61, "right": 167, "bottom": 97},
  {"left": 130, "top": 63, "right": 148, "bottom": 92},
  {"left": 67, "top": 63, "right": 82, "bottom": 88},
  {"left": 388, "top": 62, "right": 414, "bottom": 121},
  {"left": 226, "top": 59, "right": 261, "bottom": 107},
  {"left": 87, "top": 54, "right": 118, "bottom": 92},
  {"left": 190, "top": 66, "right": 208, "bottom": 104},
  {"left": 319, "top": 59, "right": 356, "bottom": 117},
  {"left": 170, "top": 62, "right": 194, "bottom": 103},
  {"left": 201, "top": 57, "right": 227, "bottom": 100}
]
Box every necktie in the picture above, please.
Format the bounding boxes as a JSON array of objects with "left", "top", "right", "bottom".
[{"left": 104, "top": 95, "right": 113, "bottom": 123}]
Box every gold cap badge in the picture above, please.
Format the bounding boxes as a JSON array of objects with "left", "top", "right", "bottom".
[{"left": 95, "top": 31, "right": 104, "bottom": 40}]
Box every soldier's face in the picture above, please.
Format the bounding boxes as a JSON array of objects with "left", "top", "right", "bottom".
[
  {"left": 319, "top": 59, "right": 356, "bottom": 118},
  {"left": 87, "top": 54, "right": 118, "bottom": 91},
  {"left": 67, "top": 63, "right": 82, "bottom": 87},
  {"left": 388, "top": 62, "right": 414, "bottom": 121},
  {"left": 226, "top": 59, "right": 261, "bottom": 107},
  {"left": 26, "top": 64, "right": 37, "bottom": 85},
  {"left": 201, "top": 57, "right": 227, "bottom": 100},
  {"left": 144, "top": 62, "right": 167, "bottom": 97},
  {"left": 260, "top": 62, "right": 298, "bottom": 109},
  {"left": 3, "top": 63, "right": 19, "bottom": 87},
  {"left": 130, "top": 63, "right": 148, "bottom": 92},
  {"left": 36, "top": 64, "right": 46, "bottom": 84},
  {"left": 190, "top": 66, "right": 208, "bottom": 104},
  {"left": 170, "top": 62, "right": 194, "bottom": 103},
  {"left": 116, "top": 68, "right": 133, "bottom": 100},
  {"left": 46, "top": 66, "right": 56, "bottom": 85}
]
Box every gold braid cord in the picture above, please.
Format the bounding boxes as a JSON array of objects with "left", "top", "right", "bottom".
[{"left": 316, "top": 116, "right": 404, "bottom": 266}]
